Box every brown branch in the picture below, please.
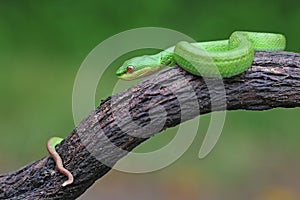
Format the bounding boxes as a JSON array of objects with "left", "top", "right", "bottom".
[{"left": 1, "top": 51, "right": 300, "bottom": 199}]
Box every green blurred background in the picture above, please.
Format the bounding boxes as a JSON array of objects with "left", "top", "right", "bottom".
[{"left": 0, "top": 0, "right": 300, "bottom": 199}]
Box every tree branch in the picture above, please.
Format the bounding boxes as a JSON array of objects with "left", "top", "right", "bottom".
[{"left": 1, "top": 51, "right": 300, "bottom": 199}]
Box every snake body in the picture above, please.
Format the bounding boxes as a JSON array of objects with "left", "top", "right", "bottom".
[
  {"left": 47, "top": 31, "right": 286, "bottom": 187},
  {"left": 116, "top": 31, "right": 286, "bottom": 79}
]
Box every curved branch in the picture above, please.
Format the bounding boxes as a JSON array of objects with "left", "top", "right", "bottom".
[{"left": 0, "top": 51, "right": 300, "bottom": 199}]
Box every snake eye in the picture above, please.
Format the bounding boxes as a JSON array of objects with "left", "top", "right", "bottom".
[{"left": 127, "top": 65, "right": 135, "bottom": 73}]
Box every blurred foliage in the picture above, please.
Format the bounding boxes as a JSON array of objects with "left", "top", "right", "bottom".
[{"left": 0, "top": 0, "right": 299, "bottom": 199}]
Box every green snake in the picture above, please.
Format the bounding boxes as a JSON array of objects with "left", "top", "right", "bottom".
[
  {"left": 116, "top": 31, "right": 286, "bottom": 79},
  {"left": 47, "top": 31, "right": 286, "bottom": 187}
]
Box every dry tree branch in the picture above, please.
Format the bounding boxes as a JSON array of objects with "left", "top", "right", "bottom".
[{"left": 0, "top": 51, "right": 300, "bottom": 199}]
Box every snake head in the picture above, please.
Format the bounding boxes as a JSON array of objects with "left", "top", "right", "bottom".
[{"left": 116, "top": 54, "right": 165, "bottom": 80}]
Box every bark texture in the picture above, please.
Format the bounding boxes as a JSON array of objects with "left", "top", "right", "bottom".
[{"left": 0, "top": 51, "right": 300, "bottom": 199}]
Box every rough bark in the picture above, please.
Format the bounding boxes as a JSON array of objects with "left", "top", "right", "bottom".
[{"left": 0, "top": 51, "right": 300, "bottom": 199}]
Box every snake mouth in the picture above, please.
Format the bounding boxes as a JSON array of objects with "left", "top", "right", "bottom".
[
  {"left": 117, "top": 65, "right": 166, "bottom": 80},
  {"left": 117, "top": 69, "right": 151, "bottom": 80}
]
